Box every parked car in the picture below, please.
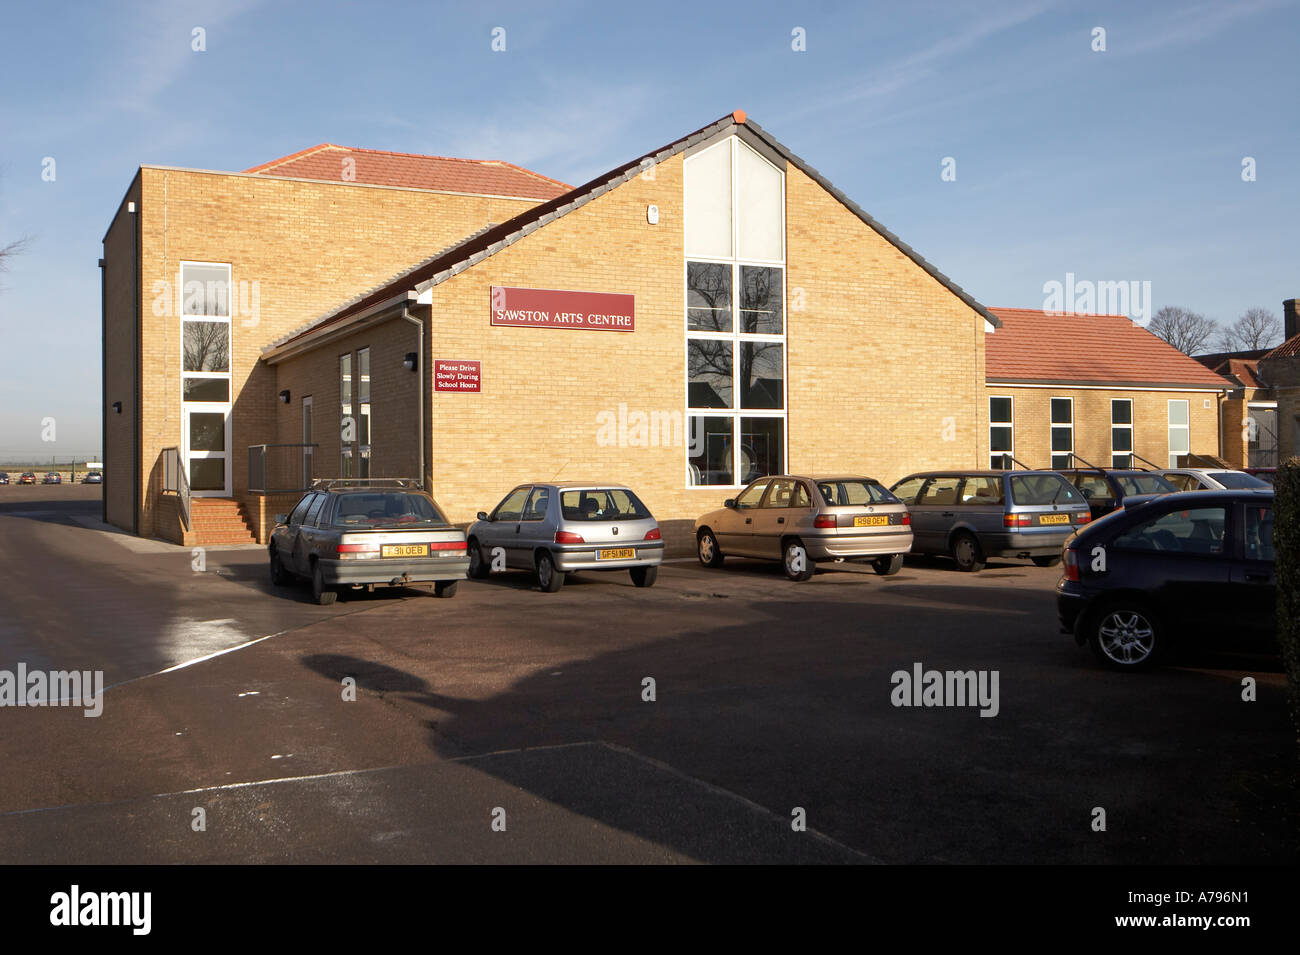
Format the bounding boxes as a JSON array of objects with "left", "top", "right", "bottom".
[
  {"left": 1057, "top": 488, "right": 1276, "bottom": 670},
  {"left": 1157, "top": 468, "right": 1270, "bottom": 491},
  {"left": 1057, "top": 469, "right": 1178, "bottom": 521},
  {"left": 890, "top": 470, "right": 1090, "bottom": 572},
  {"left": 268, "top": 481, "right": 468, "bottom": 605},
  {"left": 81, "top": 470, "right": 103, "bottom": 484},
  {"left": 42, "top": 472, "right": 62, "bottom": 484},
  {"left": 467, "top": 483, "right": 663, "bottom": 592},
  {"left": 0, "top": 472, "right": 8, "bottom": 485},
  {"left": 1244, "top": 467, "right": 1276, "bottom": 485},
  {"left": 695, "top": 475, "right": 912, "bottom": 581},
  {"left": 18, "top": 472, "right": 36, "bottom": 484}
]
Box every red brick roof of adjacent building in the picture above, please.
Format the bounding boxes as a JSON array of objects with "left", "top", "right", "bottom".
[
  {"left": 243, "top": 144, "right": 571, "bottom": 200},
  {"left": 987, "top": 307, "right": 1232, "bottom": 388},
  {"left": 1264, "top": 333, "right": 1300, "bottom": 359}
]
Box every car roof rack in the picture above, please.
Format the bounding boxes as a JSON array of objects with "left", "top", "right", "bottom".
[
  {"left": 994, "top": 453, "right": 1035, "bottom": 471},
  {"left": 310, "top": 478, "right": 422, "bottom": 490}
]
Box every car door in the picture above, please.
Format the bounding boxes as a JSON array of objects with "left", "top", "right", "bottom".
[
  {"left": 889, "top": 476, "right": 928, "bottom": 550},
  {"left": 278, "top": 494, "right": 314, "bottom": 573},
  {"left": 750, "top": 478, "right": 800, "bottom": 559},
  {"left": 297, "top": 493, "right": 331, "bottom": 572},
  {"left": 517, "top": 486, "right": 552, "bottom": 564},
  {"left": 484, "top": 486, "right": 530, "bottom": 568},
  {"left": 717, "top": 479, "right": 770, "bottom": 556},
  {"left": 911, "top": 475, "right": 962, "bottom": 553},
  {"left": 1106, "top": 501, "right": 1234, "bottom": 640},
  {"left": 1230, "top": 500, "right": 1276, "bottom": 649}
]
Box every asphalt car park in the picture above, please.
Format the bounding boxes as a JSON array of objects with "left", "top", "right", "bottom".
[{"left": 0, "top": 487, "right": 1294, "bottom": 864}]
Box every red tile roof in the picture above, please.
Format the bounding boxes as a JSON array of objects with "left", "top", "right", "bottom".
[
  {"left": 1264, "top": 333, "right": 1300, "bottom": 359},
  {"left": 243, "top": 144, "right": 570, "bottom": 200},
  {"left": 987, "top": 307, "right": 1232, "bottom": 388}
]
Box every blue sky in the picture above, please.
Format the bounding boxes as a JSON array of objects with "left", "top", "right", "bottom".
[{"left": 1, "top": 0, "right": 1296, "bottom": 456}]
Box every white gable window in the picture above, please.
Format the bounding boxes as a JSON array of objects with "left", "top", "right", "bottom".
[{"left": 684, "top": 135, "right": 786, "bottom": 487}]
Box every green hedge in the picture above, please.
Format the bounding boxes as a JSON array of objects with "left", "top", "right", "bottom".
[{"left": 1275, "top": 457, "right": 1300, "bottom": 762}]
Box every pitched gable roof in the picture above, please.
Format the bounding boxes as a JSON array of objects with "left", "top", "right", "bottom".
[
  {"left": 987, "top": 307, "right": 1232, "bottom": 389},
  {"left": 263, "top": 110, "right": 998, "bottom": 360},
  {"left": 1264, "top": 333, "right": 1300, "bottom": 359},
  {"left": 244, "top": 144, "right": 570, "bottom": 200}
]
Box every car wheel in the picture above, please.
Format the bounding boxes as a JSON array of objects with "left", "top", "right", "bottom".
[
  {"left": 1087, "top": 600, "right": 1163, "bottom": 670},
  {"left": 434, "top": 579, "right": 459, "bottom": 598},
  {"left": 536, "top": 551, "right": 564, "bottom": 593},
  {"left": 311, "top": 562, "right": 337, "bottom": 606},
  {"left": 950, "top": 531, "right": 985, "bottom": 572},
  {"left": 872, "top": 554, "right": 904, "bottom": 576},
  {"left": 1031, "top": 555, "right": 1061, "bottom": 568},
  {"left": 269, "top": 547, "right": 291, "bottom": 586},
  {"left": 467, "top": 538, "right": 489, "bottom": 579},
  {"left": 697, "top": 529, "right": 725, "bottom": 568},
  {"left": 783, "top": 539, "right": 814, "bottom": 582},
  {"left": 630, "top": 565, "right": 658, "bottom": 588}
]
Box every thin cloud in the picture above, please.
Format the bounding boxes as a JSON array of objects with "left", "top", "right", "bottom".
[{"left": 1127, "top": 0, "right": 1289, "bottom": 54}]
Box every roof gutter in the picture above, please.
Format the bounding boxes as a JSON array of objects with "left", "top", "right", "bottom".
[{"left": 262, "top": 291, "right": 417, "bottom": 364}]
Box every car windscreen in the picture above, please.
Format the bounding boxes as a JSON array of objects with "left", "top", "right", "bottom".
[
  {"left": 1116, "top": 474, "right": 1177, "bottom": 495},
  {"left": 560, "top": 488, "right": 651, "bottom": 521},
  {"left": 1010, "top": 473, "right": 1082, "bottom": 506},
  {"left": 816, "top": 480, "right": 898, "bottom": 506},
  {"left": 329, "top": 493, "right": 448, "bottom": 528},
  {"left": 1209, "top": 471, "right": 1269, "bottom": 489}
]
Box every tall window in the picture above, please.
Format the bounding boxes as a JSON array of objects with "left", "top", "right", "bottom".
[
  {"left": 1050, "top": 397, "right": 1073, "bottom": 470},
  {"left": 340, "top": 354, "right": 353, "bottom": 478},
  {"left": 685, "top": 136, "right": 785, "bottom": 487},
  {"left": 1168, "top": 399, "right": 1189, "bottom": 467},
  {"left": 1111, "top": 399, "right": 1133, "bottom": 468},
  {"left": 989, "top": 396, "right": 1013, "bottom": 469},
  {"left": 357, "top": 348, "right": 371, "bottom": 479},
  {"left": 180, "top": 262, "right": 231, "bottom": 404}
]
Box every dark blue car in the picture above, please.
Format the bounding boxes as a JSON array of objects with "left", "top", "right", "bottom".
[{"left": 1057, "top": 488, "right": 1276, "bottom": 670}]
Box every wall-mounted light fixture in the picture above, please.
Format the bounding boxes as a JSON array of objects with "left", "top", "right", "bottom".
[
  {"left": 111, "top": 401, "right": 122, "bottom": 414},
  {"left": 279, "top": 389, "right": 291, "bottom": 404},
  {"left": 403, "top": 352, "right": 418, "bottom": 372}
]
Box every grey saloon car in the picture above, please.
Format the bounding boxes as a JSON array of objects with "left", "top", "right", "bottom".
[
  {"left": 890, "top": 470, "right": 1090, "bottom": 571},
  {"left": 466, "top": 483, "right": 664, "bottom": 592},
  {"left": 694, "top": 475, "right": 913, "bottom": 581},
  {"left": 269, "top": 481, "right": 469, "bottom": 604}
]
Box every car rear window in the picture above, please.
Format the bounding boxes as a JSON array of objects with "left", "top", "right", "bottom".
[
  {"left": 1010, "top": 473, "right": 1081, "bottom": 506},
  {"left": 1209, "top": 471, "right": 1269, "bottom": 489},
  {"left": 1116, "top": 474, "right": 1177, "bottom": 495},
  {"left": 560, "top": 488, "right": 651, "bottom": 522},
  {"left": 330, "top": 493, "right": 448, "bottom": 528},
  {"left": 816, "top": 480, "right": 898, "bottom": 506}
]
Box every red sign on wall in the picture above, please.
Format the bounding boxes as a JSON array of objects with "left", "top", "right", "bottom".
[
  {"left": 490, "top": 286, "right": 635, "bottom": 332},
  {"left": 434, "top": 359, "right": 481, "bottom": 393}
]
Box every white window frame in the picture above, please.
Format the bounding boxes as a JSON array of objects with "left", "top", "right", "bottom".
[
  {"left": 1049, "top": 396, "right": 1074, "bottom": 469},
  {"left": 1110, "top": 398, "right": 1133, "bottom": 469},
  {"left": 178, "top": 261, "right": 232, "bottom": 496},
  {"left": 340, "top": 353, "right": 353, "bottom": 479},
  {"left": 684, "top": 136, "right": 787, "bottom": 490},
  {"left": 357, "top": 347, "right": 371, "bottom": 479},
  {"left": 1168, "top": 398, "right": 1190, "bottom": 468},
  {"left": 989, "top": 395, "right": 1013, "bottom": 469}
]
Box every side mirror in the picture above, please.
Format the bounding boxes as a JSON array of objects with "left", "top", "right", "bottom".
[
  {"left": 724, "top": 498, "right": 737, "bottom": 509},
  {"left": 274, "top": 513, "right": 288, "bottom": 524},
  {"left": 477, "top": 511, "right": 489, "bottom": 521}
]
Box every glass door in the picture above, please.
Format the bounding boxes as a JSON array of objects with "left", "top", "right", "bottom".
[{"left": 185, "top": 408, "right": 230, "bottom": 495}]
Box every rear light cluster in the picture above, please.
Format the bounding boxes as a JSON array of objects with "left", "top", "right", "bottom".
[
  {"left": 1003, "top": 514, "right": 1033, "bottom": 527},
  {"left": 554, "top": 531, "right": 584, "bottom": 544},
  {"left": 814, "top": 515, "right": 837, "bottom": 529},
  {"left": 1063, "top": 548, "right": 1080, "bottom": 581},
  {"left": 1075, "top": 513, "right": 1091, "bottom": 523},
  {"left": 644, "top": 527, "right": 661, "bottom": 541}
]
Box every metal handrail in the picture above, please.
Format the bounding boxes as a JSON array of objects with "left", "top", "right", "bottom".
[
  {"left": 160, "top": 446, "right": 190, "bottom": 532},
  {"left": 248, "top": 443, "right": 318, "bottom": 493}
]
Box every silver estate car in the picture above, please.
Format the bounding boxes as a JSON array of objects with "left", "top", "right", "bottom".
[
  {"left": 694, "top": 475, "right": 913, "bottom": 581},
  {"left": 1157, "top": 468, "right": 1271, "bottom": 491},
  {"left": 466, "top": 483, "right": 664, "bottom": 592},
  {"left": 890, "top": 469, "right": 1091, "bottom": 572},
  {"left": 269, "top": 481, "right": 469, "bottom": 604}
]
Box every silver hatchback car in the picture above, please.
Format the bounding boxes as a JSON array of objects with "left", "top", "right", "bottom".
[
  {"left": 466, "top": 483, "right": 664, "bottom": 592},
  {"left": 694, "top": 475, "right": 913, "bottom": 581}
]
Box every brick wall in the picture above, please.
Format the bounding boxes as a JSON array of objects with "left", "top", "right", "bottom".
[
  {"left": 103, "top": 175, "right": 141, "bottom": 532},
  {"left": 986, "top": 385, "right": 1222, "bottom": 469},
  {"left": 113, "top": 165, "right": 540, "bottom": 534}
]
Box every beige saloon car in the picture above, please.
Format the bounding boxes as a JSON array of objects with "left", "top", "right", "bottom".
[{"left": 694, "top": 475, "right": 913, "bottom": 581}]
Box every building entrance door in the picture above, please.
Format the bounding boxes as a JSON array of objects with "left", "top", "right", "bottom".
[{"left": 184, "top": 406, "right": 231, "bottom": 496}]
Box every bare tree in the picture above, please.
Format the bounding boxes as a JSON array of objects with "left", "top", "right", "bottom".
[
  {"left": 1147, "top": 306, "right": 1220, "bottom": 356},
  {"left": 0, "top": 237, "right": 29, "bottom": 279},
  {"left": 1216, "top": 307, "right": 1283, "bottom": 352}
]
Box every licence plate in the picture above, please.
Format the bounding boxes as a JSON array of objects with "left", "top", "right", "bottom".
[
  {"left": 381, "top": 543, "right": 429, "bottom": 557},
  {"left": 1038, "top": 514, "right": 1069, "bottom": 525},
  {"left": 597, "top": 548, "right": 635, "bottom": 560},
  {"left": 854, "top": 515, "right": 889, "bottom": 527}
]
